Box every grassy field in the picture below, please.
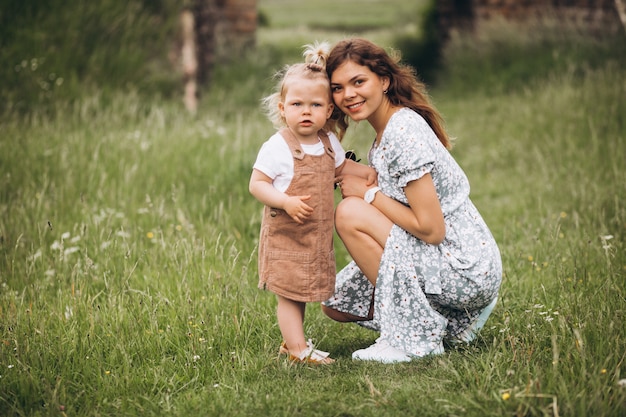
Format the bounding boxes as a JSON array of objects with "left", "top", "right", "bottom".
[{"left": 1, "top": 1, "right": 625, "bottom": 416}]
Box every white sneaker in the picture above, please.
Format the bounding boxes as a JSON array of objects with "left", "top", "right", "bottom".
[{"left": 352, "top": 339, "right": 412, "bottom": 363}]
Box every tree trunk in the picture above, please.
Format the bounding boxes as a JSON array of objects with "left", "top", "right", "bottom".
[
  {"left": 179, "top": 0, "right": 256, "bottom": 110},
  {"left": 181, "top": 9, "right": 198, "bottom": 113},
  {"left": 615, "top": 0, "right": 626, "bottom": 32},
  {"left": 192, "top": 0, "right": 219, "bottom": 88}
]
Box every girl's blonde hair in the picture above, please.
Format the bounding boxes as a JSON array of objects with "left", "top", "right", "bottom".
[
  {"left": 263, "top": 42, "right": 336, "bottom": 133},
  {"left": 326, "top": 38, "right": 451, "bottom": 148}
]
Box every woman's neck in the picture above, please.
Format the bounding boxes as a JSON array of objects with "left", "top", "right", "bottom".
[{"left": 370, "top": 103, "right": 400, "bottom": 144}]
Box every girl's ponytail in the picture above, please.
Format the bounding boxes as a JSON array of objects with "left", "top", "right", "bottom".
[{"left": 302, "top": 41, "right": 330, "bottom": 72}]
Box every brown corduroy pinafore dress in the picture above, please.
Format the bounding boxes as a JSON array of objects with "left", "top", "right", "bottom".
[{"left": 257, "top": 128, "right": 337, "bottom": 302}]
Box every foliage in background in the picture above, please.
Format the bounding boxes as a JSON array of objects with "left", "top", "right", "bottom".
[
  {"left": 256, "top": 0, "right": 421, "bottom": 32},
  {"left": 0, "top": 0, "right": 181, "bottom": 116},
  {"left": 440, "top": 18, "right": 626, "bottom": 95},
  {"left": 394, "top": 0, "right": 442, "bottom": 85}
]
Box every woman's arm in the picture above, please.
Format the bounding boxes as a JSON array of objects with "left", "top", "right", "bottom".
[
  {"left": 335, "top": 159, "right": 377, "bottom": 186},
  {"left": 249, "top": 169, "right": 313, "bottom": 224},
  {"left": 338, "top": 173, "right": 445, "bottom": 245},
  {"left": 374, "top": 174, "right": 445, "bottom": 245}
]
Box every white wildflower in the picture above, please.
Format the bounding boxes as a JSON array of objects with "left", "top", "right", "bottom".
[{"left": 64, "top": 247, "right": 80, "bottom": 256}]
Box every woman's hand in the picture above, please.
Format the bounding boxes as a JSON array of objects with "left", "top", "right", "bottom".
[
  {"left": 335, "top": 159, "right": 378, "bottom": 187},
  {"left": 335, "top": 159, "right": 378, "bottom": 199},
  {"left": 364, "top": 166, "right": 377, "bottom": 186},
  {"left": 336, "top": 174, "right": 371, "bottom": 200}
]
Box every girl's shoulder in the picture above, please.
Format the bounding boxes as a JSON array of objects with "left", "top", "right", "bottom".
[
  {"left": 257, "top": 131, "right": 291, "bottom": 159},
  {"left": 325, "top": 130, "right": 341, "bottom": 144},
  {"left": 264, "top": 131, "right": 291, "bottom": 148}
]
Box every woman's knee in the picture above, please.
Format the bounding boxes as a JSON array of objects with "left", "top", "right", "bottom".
[{"left": 335, "top": 197, "right": 365, "bottom": 232}]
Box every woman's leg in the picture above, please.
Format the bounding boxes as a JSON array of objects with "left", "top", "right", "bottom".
[
  {"left": 276, "top": 295, "right": 307, "bottom": 355},
  {"left": 321, "top": 301, "right": 374, "bottom": 322},
  {"left": 334, "top": 197, "right": 393, "bottom": 285},
  {"left": 322, "top": 197, "right": 391, "bottom": 323}
]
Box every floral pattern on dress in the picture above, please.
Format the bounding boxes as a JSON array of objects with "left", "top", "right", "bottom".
[{"left": 324, "top": 108, "right": 502, "bottom": 357}]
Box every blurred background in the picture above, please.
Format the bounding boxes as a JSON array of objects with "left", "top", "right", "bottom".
[{"left": 2, "top": 0, "right": 624, "bottom": 116}]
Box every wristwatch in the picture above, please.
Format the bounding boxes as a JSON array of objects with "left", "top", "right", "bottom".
[{"left": 364, "top": 186, "right": 381, "bottom": 204}]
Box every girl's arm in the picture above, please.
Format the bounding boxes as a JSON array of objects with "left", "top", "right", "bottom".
[{"left": 249, "top": 169, "right": 313, "bottom": 224}]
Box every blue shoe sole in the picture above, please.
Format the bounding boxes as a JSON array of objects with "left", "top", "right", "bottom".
[{"left": 448, "top": 295, "right": 498, "bottom": 344}]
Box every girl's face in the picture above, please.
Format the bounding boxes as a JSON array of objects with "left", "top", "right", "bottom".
[
  {"left": 279, "top": 77, "right": 333, "bottom": 143},
  {"left": 330, "top": 60, "right": 389, "bottom": 123}
]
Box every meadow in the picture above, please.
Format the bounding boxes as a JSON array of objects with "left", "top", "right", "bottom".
[{"left": 1, "top": 1, "right": 625, "bottom": 416}]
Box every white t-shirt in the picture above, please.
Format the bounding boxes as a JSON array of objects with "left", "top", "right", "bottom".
[{"left": 253, "top": 131, "right": 346, "bottom": 192}]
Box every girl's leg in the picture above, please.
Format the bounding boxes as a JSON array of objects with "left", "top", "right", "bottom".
[
  {"left": 334, "top": 197, "right": 393, "bottom": 285},
  {"left": 276, "top": 295, "right": 307, "bottom": 355}
]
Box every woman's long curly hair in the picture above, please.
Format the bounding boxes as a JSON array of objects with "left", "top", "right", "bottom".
[{"left": 326, "top": 38, "right": 451, "bottom": 149}]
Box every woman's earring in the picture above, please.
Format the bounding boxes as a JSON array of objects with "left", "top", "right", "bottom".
[{"left": 383, "top": 89, "right": 388, "bottom": 94}]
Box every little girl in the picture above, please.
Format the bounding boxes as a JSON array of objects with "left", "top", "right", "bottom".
[{"left": 249, "top": 43, "right": 375, "bottom": 365}]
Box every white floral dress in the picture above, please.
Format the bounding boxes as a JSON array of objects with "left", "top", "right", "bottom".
[{"left": 323, "top": 108, "right": 502, "bottom": 356}]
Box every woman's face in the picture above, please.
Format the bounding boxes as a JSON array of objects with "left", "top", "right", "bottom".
[{"left": 330, "top": 60, "right": 389, "bottom": 123}]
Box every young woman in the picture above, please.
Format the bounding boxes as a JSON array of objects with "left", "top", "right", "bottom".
[
  {"left": 322, "top": 38, "right": 502, "bottom": 363},
  {"left": 249, "top": 43, "right": 375, "bottom": 365}
]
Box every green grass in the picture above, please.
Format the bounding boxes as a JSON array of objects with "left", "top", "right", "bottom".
[
  {"left": 258, "top": 0, "right": 424, "bottom": 31},
  {"left": 1, "top": 2, "right": 626, "bottom": 416}
]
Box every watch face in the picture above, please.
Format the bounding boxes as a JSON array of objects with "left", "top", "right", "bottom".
[{"left": 365, "top": 187, "right": 378, "bottom": 203}]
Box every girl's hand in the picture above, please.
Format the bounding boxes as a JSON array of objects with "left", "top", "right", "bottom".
[
  {"left": 249, "top": 170, "right": 313, "bottom": 224},
  {"left": 284, "top": 195, "right": 313, "bottom": 224}
]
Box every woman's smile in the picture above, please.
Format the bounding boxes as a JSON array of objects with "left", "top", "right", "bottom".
[
  {"left": 331, "top": 60, "right": 387, "bottom": 123},
  {"left": 346, "top": 101, "right": 365, "bottom": 111}
]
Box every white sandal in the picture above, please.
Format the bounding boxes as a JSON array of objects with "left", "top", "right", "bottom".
[{"left": 279, "top": 339, "right": 335, "bottom": 365}]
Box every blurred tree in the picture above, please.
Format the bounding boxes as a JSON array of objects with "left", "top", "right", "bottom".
[
  {"left": 395, "top": 0, "right": 443, "bottom": 85},
  {"left": 191, "top": 0, "right": 219, "bottom": 88},
  {"left": 189, "top": 0, "right": 257, "bottom": 86},
  {"left": 616, "top": 0, "right": 626, "bottom": 31}
]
